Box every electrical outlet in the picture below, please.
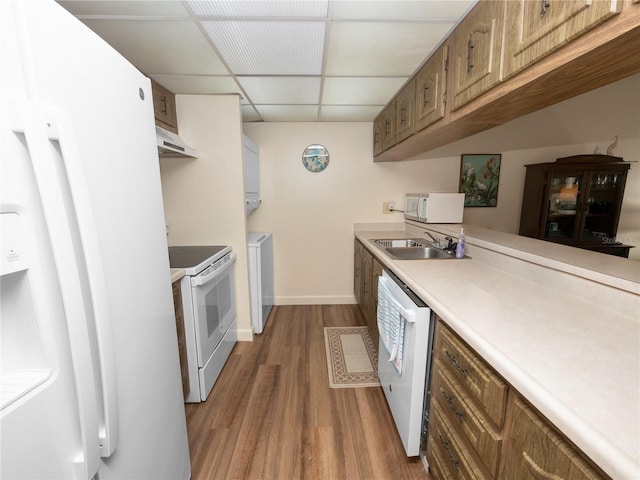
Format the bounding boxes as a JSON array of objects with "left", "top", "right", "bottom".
[{"left": 382, "top": 201, "right": 394, "bottom": 214}]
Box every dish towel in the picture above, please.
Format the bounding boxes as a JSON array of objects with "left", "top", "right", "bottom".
[{"left": 377, "top": 276, "right": 414, "bottom": 374}]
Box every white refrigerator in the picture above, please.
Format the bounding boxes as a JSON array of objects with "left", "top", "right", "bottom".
[{"left": 1, "top": 1, "right": 191, "bottom": 478}]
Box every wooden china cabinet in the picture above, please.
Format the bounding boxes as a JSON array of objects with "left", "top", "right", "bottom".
[{"left": 519, "top": 155, "right": 631, "bottom": 257}]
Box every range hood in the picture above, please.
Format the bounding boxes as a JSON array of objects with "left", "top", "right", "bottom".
[{"left": 156, "top": 126, "right": 198, "bottom": 158}]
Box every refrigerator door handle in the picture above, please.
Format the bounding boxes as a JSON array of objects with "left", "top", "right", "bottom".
[
  {"left": 14, "top": 100, "right": 101, "bottom": 479},
  {"left": 43, "top": 108, "right": 120, "bottom": 458}
]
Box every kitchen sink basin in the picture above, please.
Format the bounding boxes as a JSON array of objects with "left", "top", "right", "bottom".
[
  {"left": 372, "top": 238, "right": 456, "bottom": 260},
  {"left": 374, "top": 238, "right": 427, "bottom": 248}
]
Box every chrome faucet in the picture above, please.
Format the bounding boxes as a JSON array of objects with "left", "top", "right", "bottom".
[{"left": 424, "top": 231, "right": 442, "bottom": 249}]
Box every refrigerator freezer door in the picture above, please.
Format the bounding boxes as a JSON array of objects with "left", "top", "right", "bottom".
[{"left": 1, "top": 1, "right": 190, "bottom": 478}]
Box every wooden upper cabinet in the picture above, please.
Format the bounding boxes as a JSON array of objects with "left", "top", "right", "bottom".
[
  {"left": 373, "top": 115, "right": 383, "bottom": 156},
  {"left": 415, "top": 44, "right": 448, "bottom": 132},
  {"left": 151, "top": 79, "right": 178, "bottom": 133},
  {"left": 504, "top": 397, "right": 608, "bottom": 480},
  {"left": 503, "top": 0, "right": 621, "bottom": 80},
  {"left": 382, "top": 103, "right": 396, "bottom": 151},
  {"left": 450, "top": 1, "right": 505, "bottom": 111},
  {"left": 395, "top": 80, "right": 415, "bottom": 143}
]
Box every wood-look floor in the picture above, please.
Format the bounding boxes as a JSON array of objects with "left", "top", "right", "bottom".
[{"left": 185, "top": 304, "right": 430, "bottom": 480}]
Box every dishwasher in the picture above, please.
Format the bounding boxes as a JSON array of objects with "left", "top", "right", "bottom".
[{"left": 377, "top": 269, "right": 435, "bottom": 457}]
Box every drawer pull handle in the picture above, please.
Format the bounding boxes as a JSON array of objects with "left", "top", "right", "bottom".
[
  {"left": 442, "top": 390, "right": 464, "bottom": 423},
  {"left": 523, "top": 452, "right": 562, "bottom": 480},
  {"left": 445, "top": 349, "right": 468, "bottom": 377},
  {"left": 540, "top": 0, "right": 551, "bottom": 17},
  {"left": 438, "top": 434, "right": 460, "bottom": 471}
]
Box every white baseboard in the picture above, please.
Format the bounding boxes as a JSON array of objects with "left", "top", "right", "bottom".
[
  {"left": 275, "top": 295, "right": 356, "bottom": 305},
  {"left": 236, "top": 327, "right": 254, "bottom": 342}
]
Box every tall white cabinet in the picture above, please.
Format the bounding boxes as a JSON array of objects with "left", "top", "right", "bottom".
[{"left": 243, "top": 135, "right": 260, "bottom": 216}]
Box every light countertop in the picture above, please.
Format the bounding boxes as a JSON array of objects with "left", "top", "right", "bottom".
[
  {"left": 355, "top": 223, "right": 639, "bottom": 480},
  {"left": 170, "top": 268, "right": 185, "bottom": 284}
]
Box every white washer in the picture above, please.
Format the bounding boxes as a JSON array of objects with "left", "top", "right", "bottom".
[{"left": 248, "top": 233, "right": 274, "bottom": 334}]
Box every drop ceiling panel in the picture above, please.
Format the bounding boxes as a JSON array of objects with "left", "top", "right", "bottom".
[
  {"left": 189, "top": 1, "right": 329, "bottom": 18},
  {"left": 238, "top": 77, "right": 321, "bottom": 104},
  {"left": 58, "top": 1, "right": 191, "bottom": 17},
  {"left": 322, "top": 77, "right": 406, "bottom": 105},
  {"left": 200, "top": 20, "right": 325, "bottom": 75},
  {"left": 328, "top": 1, "right": 475, "bottom": 21},
  {"left": 82, "top": 19, "right": 229, "bottom": 75},
  {"left": 59, "top": 0, "right": 476, "bottom": 123},
  {"left": 241, "top": 105, "right": 262, "bottom": 122},
  {"left": 149, "top": 74, "right": 242, "bottom": 96},
  {"left": 254, "top": 105, "right": 319, "bottom": 122},
  {"left": 326, "top": 21, "right": 454, "bottom": 76},
  {"left": 320, "top": 105, "right": 383, "bottom": 122}
]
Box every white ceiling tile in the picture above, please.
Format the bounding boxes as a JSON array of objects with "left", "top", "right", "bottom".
[
  {"left": 326, "top": 21, "right": 453, "bottom": 76},
  {"left": 254, "top": 105, "right": 319, "bottom": 122},
  {"left": 61, "top": 1, "right": 476, "bottom": 122},
  {"left": 328, "top": 1, "right": 475, "bottom": 21},
  {"left": 81, "top": 19, "right": 229, "bottom": 75},
  {"left": 238, "top": 77, "right": 321, "bottom": 104},
  {"left": 188, "top": 1, "right": 329, "bottom": 18},
  {"left": 241, "top": 104, "right": 263, "bottom": 122},
  {"left": 201, "top": 20, "right": 325, "bottom": 75},
  {"left": 320, "top": 105, "right": 383, "bottom": 121},
  {"left": 149, "top": 75, "right": 243, "bottom": 96},
  {"left": 59, "top": 1, "right": 191, "bottom": 17},
  {"left": 322, "top": 77, "right": 406, "bottom": 105}
]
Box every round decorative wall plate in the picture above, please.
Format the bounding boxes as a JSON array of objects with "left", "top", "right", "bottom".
[{"left": 302, "top": 144, "right": 329, "bottom": 173}]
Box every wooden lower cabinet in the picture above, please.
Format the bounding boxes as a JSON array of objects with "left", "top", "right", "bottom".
[
  {"left": 432, "top": 357, "right": 502, "bottom": 477},
  {"left": 428, "top": 402, "right": 491, "bottom": 479},
  {"left": 368, "top": 256, "right": 382, "bottom": 346},
  {"left": 433, "top": 321, "right": 508, "bottom": 428},
  {"left": 503, "top": 397, "right": 607, "bottom": 480},
  {"left": 427, "top": 320, "right": 610, "bottom": 480},
  {"left": 172, "top": 281, "right": 189, "bottom": 400},
  {"left": 353, "top": 238, "right": 379, "bottom": 347}
]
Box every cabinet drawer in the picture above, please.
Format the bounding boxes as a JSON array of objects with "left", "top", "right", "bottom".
[
  {"left": 504, "top": 397, "right": 608, "bottom": 480},
  {"left": 426, "top": 433, "right": 455, "bottom": 480},
  {"left": 433, "top": 358, "right": 502, "bottom": 477},
  {"left": 435, "top": 322, "right": 507, "bottom": 427},
  {"left": 428, "top": 401, "right": 491, "bottom": 480}
]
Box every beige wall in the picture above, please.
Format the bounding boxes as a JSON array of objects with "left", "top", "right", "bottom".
[
  {"left": 159, "top": 94, "right": 254, "bottom": 340},
  {"left": 243, "top": 122, "right": 459, "bottom": 304}
]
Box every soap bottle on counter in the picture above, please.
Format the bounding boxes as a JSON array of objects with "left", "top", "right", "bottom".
[{"left": 455, "top": 228, "right": 465, "bottom": 259}]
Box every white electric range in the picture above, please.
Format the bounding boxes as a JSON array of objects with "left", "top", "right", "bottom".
[{"left": 168, "top": 246, "right": 236, "bottom": 403}]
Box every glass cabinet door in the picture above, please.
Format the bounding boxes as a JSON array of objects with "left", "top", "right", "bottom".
[
  {"left": 579, "top": 169, "right": 626, "bottom": 245},
  {"left": 544, "top": 171, "right": 585, "bottom": 243}
]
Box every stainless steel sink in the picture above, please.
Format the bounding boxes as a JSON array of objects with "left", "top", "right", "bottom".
[
  {"left": 374, "top": 238, "right": 428, "bottom": 248},
  {"left": 372, "top": 238, "right": 456, "bottom": 260}
]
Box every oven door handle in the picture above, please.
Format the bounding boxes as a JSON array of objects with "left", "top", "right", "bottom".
[{"left": 191, "top": 252, "right": 236, "bottom": 287}]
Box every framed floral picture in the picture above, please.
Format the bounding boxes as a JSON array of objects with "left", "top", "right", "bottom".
[{"left": 459, "top": 154, "right": 501, "bottom": 207}]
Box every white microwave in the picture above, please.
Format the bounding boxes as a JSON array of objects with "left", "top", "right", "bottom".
[{"left": 404, "top": 193, "right": 465, "bottom": 223}]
